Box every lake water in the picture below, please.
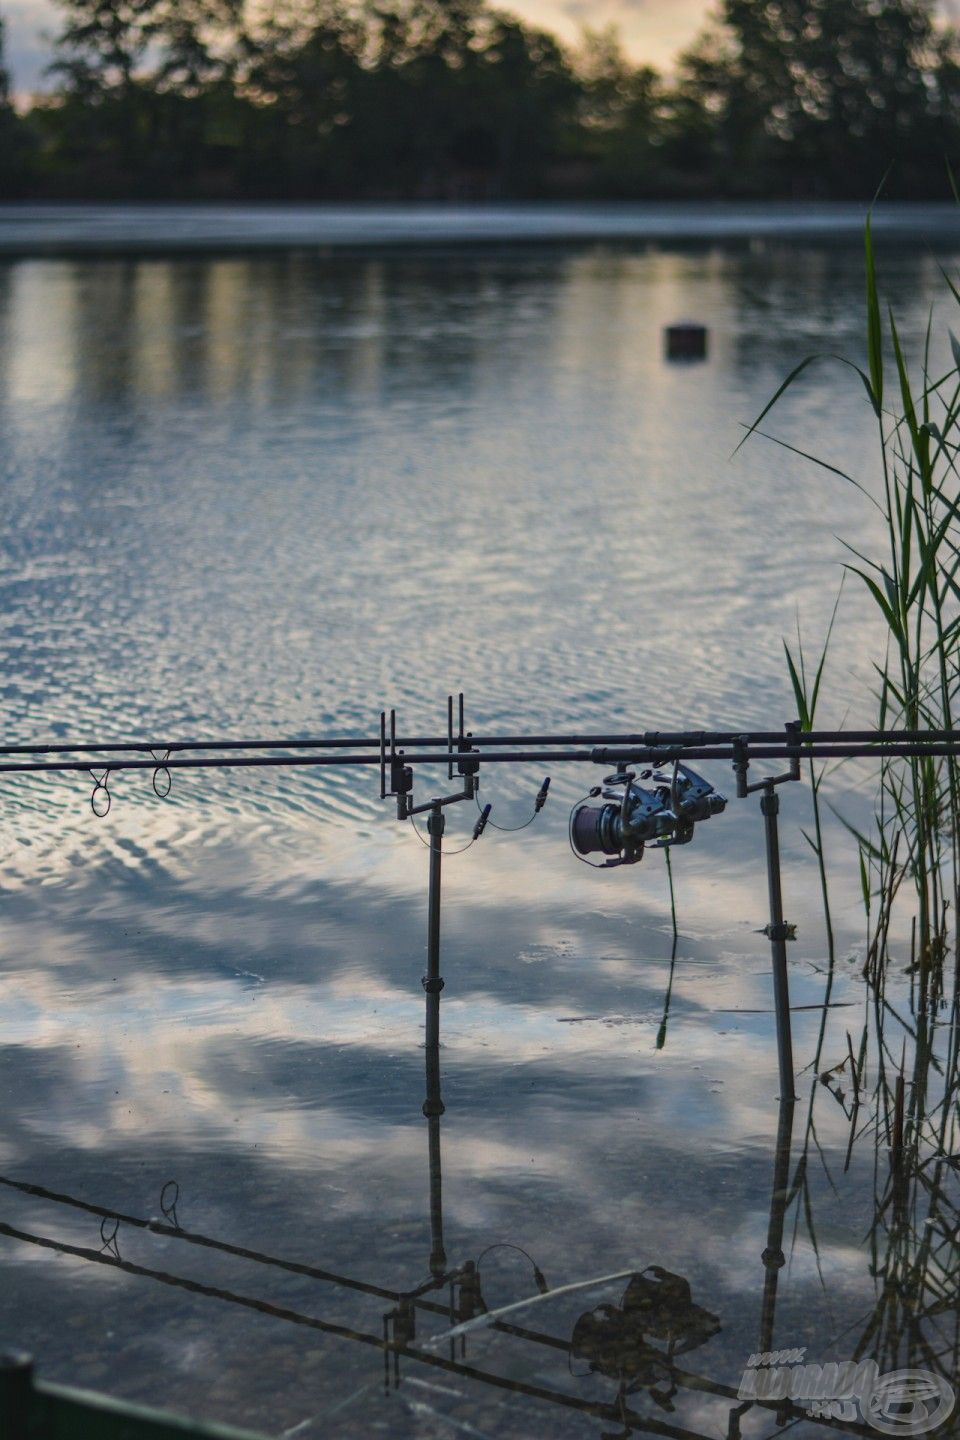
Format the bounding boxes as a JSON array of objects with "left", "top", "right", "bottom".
[{"left": 0, "top": 206, "right": 958, "bottom": 1439}]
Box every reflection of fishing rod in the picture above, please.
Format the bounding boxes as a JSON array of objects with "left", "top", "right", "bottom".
[
  {"left": 0, "top": 904, "right": 877, "bottom": 1440},
  {"left": 0, "top": 1218, "right": 710, "bottom": 1440},
  {"left": 0, "top": 1216, "right": 874, "bottom": 1438},
  {"left": 0, "top": 1175, "right": 407, "bottom": 1305},
  {"left": 0, "top": 1187, "right": 872, "bottom": 1438}
]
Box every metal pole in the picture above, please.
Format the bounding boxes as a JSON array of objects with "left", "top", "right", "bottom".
[
  {"left": 760, "top": 785, "right": 796, "bottom": 1102},
  {"left": 423, "top": 801, "right": 445, "bottom": 1052}
]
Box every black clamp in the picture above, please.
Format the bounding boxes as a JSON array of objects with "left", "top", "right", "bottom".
[
  {"left": 388, "top": 1297, "right": 417, "bottom": 1349},
  {"left": 381, "top": 708, "right": 415, "bottom": 817},
  {"left": 457, "top": 735, "right": 479, "bottom": 779},
  {"left": 391, "top": 753, "right": 413, "bottom": 818},
  {"left": 422, "top": 976, "right": 445, "bottom": 994},
  {"left": 456, "top": 1262, "right": 486, "bottom": 1322},
  {"left": 426, "top": 804, "right": 446, "bottom": 838},
  {"left": 759, "top": 788, "right": 779, "bottom": 816},
  {"left": 763, "top": 922, "right": 796, "bottom": 942}
]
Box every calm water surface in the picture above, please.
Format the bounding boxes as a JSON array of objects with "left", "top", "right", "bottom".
[{"left": 0, "top": 214, "right": 958, "bottom": 1438}]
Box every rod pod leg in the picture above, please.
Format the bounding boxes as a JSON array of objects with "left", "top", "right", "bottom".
[{"left": 423, "top": 801, "right": 445, "bottom": 1051}]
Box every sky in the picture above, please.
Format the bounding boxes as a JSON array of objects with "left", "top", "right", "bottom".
[
  {"left": 5, "top": 0, "right": 960, "bottom": 102},
  {"left": 500, "top": 0, "right": 712, "bottom": 61},
  {"left": 2, "top": 0, "right": 712, "bottom": 99}
]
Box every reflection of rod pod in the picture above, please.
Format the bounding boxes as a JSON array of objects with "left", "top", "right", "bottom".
[
  {"left": 424, "top": 1039, "right": 446, "bottom": 1281},
  {"left": 423, "top": 801, "right": 445, "bottom": 1051},
  {"left": 571, "top": 1266, "right": 720, "bottom": 1388},
  {"left": 761, "top": 786, "right": 796, "bottom": 1102},
  {"left": 759, "top": 1098, "right": 796, "bottom": 1356},
  {"left": 1, "top": 1165, "right": 879, "bottom": 1439},
  {"left": 422, "top": 799, "right": 447, "bottom": 1282}
]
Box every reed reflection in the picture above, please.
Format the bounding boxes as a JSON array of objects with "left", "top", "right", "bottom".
[{"left": 764, "top": 914, "right": 960, "bottom": 1426}]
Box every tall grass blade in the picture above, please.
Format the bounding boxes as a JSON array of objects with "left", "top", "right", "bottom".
[
  {"left": 889, "top": 308, "right": 931, "bottom": 491},
  {"left": 735, "top": 354, "right": 876, "bottom": 455},
  {"left": 865, "top": 218, "right": 883, "bottom": 418}
]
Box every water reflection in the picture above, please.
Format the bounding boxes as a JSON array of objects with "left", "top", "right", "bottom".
[
  {"left": 0, "top": 1058, "right": 786, "bottom": 1440},
  {"left": 3, "top": 879, "right": 957, "bottom": 1439},
  {"left": 4, "top": 1023, "right": 941, "bottom": 1440}
]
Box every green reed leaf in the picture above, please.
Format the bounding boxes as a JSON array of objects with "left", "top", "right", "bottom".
[
  {"left": 735, "top": 354, "right": 876, "bottom": 455},
  {"left": 783, "top": 641, "right": 810, "bottom": 731},
  {"left": 846, "top": 566, "right": 902, "bottom": 645},
  {"left": 859, "top": 847, "right": 871, "bottom": 917},
  {"left": 890, "top": 308, "right": 931, "bottom": 491},
  {"left": 865, "top": 218, "right": 883, "bottom": 417}
]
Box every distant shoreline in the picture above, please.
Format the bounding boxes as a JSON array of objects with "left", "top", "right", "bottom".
[{"left": 2, "top": 200, "right": 960, "bottom": 256}]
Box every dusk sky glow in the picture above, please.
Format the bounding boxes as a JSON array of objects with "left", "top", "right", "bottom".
[
  {"left": 4, "top": 0, "right": 713, "bottom": 98},
  {"left": 5, "top": 0, "right": 960, "bottom": 103}
]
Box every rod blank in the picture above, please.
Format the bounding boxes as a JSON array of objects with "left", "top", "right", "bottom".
[
  {"left": 3, "top": 726, "right": 960, "bottom": 759},
  {"left": 3, "top": 737, "right": 960, "bottom": 776}
]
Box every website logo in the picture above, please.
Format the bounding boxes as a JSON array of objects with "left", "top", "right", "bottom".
[{"left": 737, "top": 1350, "right": 955, "bottom": 1435}]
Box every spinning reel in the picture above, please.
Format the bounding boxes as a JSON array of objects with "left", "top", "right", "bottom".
[{"left": 570, "top": 762, "right": 726, "bottom": 867}]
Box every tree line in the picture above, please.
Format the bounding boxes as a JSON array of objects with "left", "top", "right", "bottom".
[{"left": 1, "top": 0, "right": 959, "bottom": 200}]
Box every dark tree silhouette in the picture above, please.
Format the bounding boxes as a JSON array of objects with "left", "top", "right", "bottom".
[
  {"left": 6, "top": 0, "right": 959, "bottom": 200},
  {"left": 671, "top": 0, "right": 954, "bottom": 195},
  {"left": 0, "top": 13, "right": 33, "bottom": 194}
]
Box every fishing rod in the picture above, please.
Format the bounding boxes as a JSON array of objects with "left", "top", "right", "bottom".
[
  {"left": 4, "top": 742, "right": 960, "bottom": 776},
  {"left": 4, "top": 693, "right": 958, "bottom": 1100},
  {"left": 3, "top": 726, "right": 959, "bottom": 758}
]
